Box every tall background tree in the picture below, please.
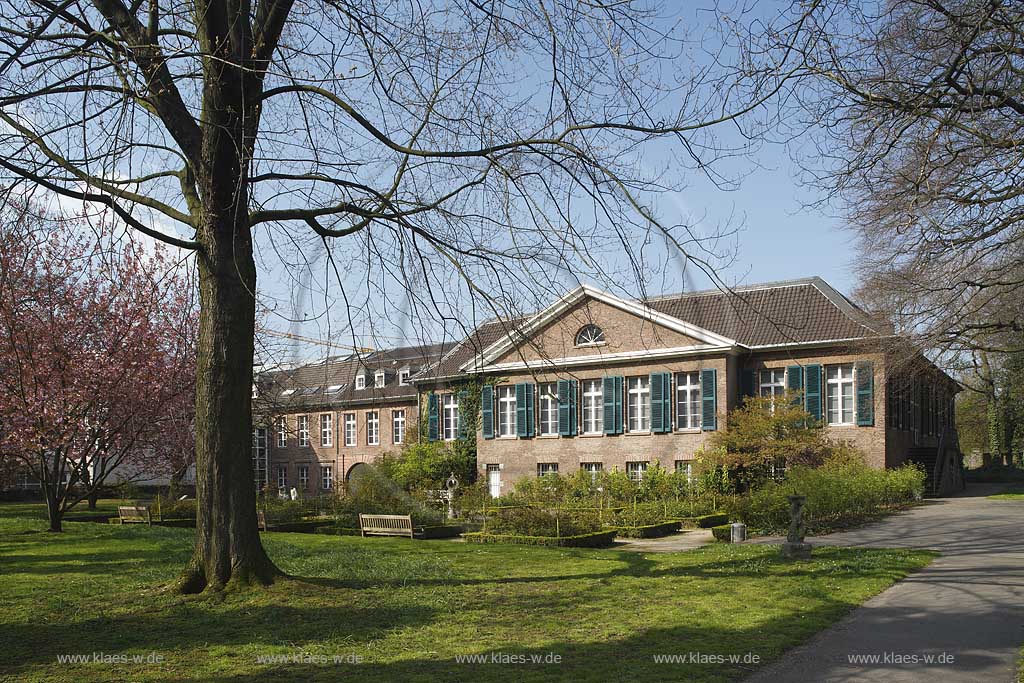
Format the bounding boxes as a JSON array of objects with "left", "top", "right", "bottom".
[
  {"left": 0, "top": 1, "right": 816, "bottom": 589},
  {"left": 0, "top": 208, "right": 195, "bottom": 531}
]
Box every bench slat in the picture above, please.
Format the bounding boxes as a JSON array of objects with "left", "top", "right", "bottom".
[{"left": 359, "top": 514, "right": 414, "bottom": 539}]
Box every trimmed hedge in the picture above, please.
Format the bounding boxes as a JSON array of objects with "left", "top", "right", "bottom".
[
  {"left": 463, "top": 530, "right": 617, "bottom": 548},
  {"left": 711, "top": 524, "right": 732, "bottom": 542},
  {"left": 680, "top": 513, "right": 729, "bottom": 529},
  {"left": 613, "top": 521, "right": 681, "bottom": 538}
]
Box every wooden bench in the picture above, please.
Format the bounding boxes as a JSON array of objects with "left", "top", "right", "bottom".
[
  {"left": 118, "top": 506, "right": 151, "bottom": 525},
  {"left": 359, "top": 513, "right": 414, "bottom": 539}
]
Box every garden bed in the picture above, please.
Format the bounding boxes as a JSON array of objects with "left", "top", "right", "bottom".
[
  {"left": 463, "top": 530, "right": 617, "bottom": 548},
  {"left": 612, "top": 521, "right": 681, "bottom": 538}
]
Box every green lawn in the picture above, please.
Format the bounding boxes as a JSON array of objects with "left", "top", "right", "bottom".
[
  {"left": 989, "top": 488, "right": 1024, "bottom": 500},
  {"left": 0, "top": 504, "right": 934, "bottom": 683}
]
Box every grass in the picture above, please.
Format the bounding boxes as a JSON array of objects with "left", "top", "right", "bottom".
[
  {"left": 988, "top": 487, "right": 1024, "bottom": 500},
  {"left": 0, "top": 501, "right": 935, "bottom": 683}
]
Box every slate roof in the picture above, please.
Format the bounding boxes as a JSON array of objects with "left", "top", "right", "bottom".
[
  {"left": 256, "top": 342, "right": 451, "bottom": 410},
  {"left": 644, "top": 277, "right": 891, "bottom": 347}
]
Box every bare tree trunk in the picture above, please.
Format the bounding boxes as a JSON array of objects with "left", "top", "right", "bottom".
[{"left": 42, "top": 480, "right": 62, "bottom": 532}]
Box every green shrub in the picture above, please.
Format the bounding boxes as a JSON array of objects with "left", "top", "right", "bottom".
[
  {"left": 463, "top": 530, "right": 617, "bottom": 548},
  {"left": 613, "top": 521, "right": 681, "bottom": 538},
  {"left": 485, "top": 507, "right": 602, "bottom": 537},
  {"left": 711, "top": 524, "right": 732, "bottom": 542},
  {"left": 695, "top": 513, "right": 729, "bottom": 528},
  {"left": 728, "top": 452, "right": 925, "bottom": 534},
  {"left": 154, "top": 495, "right": 196, "bottom": 520}
]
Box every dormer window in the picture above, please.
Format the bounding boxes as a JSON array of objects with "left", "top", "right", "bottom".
[
  {"left": 575, "top": 324, "right": 605, "bottom": 347},
  {"left": 374, "top": 370, "right": 386, "bottom": 388},
  {"left": 399, "top": 369, "right": 411, "bottom": 386},
  {"left": 355, "top": 375, "right": 366, "bottom": 390}
]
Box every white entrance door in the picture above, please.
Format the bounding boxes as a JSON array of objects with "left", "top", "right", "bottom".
[{"left": 487, "top": 465, "right": 501, "bottom": 499}]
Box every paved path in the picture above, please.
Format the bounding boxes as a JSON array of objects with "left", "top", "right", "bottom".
[
  {"left": 746, "top": 484, "right": 1024, "bottom": 683},
  {"left": 615, "top": 529, "right": 713, "bottom": 553}
]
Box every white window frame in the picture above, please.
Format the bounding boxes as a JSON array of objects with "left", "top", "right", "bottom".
[
  {"left": 343, "top": 413, "right": 356, "bottom": 447},
  {"left": 627, "top": 376, "right": 651, "bottom": 433},
  {"left": 675, "top": 460, "right": 693, "bottom": 484},
  {"left": 826, "top": 364, "right": 856, "bottom": 426},
  {"left": 298, "top": 464, "right": 309, "bottom": 488},
  {"left": 497, "top": 385, "right": 517, "bottom": 438},
  {"left": 392, "top": 409, "right": 406, "bottom": 445},
  {"left": 298, "top": 415, "right": 310, "bottom": 447},
  {"left": 355, "top": 374, "right": 366, "bottom": 390},
  {"left": 442, "top": 393, "right": 460, "bottom": 441},
  {"left": 581, "top": 462, "right": 602, "bottom": 481},
  {"left": 760, "top": 368, "right": 786, "bottom": 410},
  {"left": 486, "top": 464, "right": 501, "bottom": 499},
  {"left": 675, "top": 371, "right": 701, "bottom": 430},
  {"left": 320, "top": 413, "right": 333, "bottom": 447},
  {"left": 366, "top": 411, "right": 380, "bottom": 445},
  {"left": 276, "top": 416, "right": 287, "bottom": 448},
  {"left": 276, "top": 464, "right": 287, "bottom": 489},
  {"left": 320, "top": 465, "right": 333, "bottom": 490},
  {"left": 575, "top": 324, "right": 605, "bottom": 347},
  {"left": 537, "top": 462, "right": 559, "bottom": 477},
  {"left": 252, "top": 428, "right": 268, "bottom": 490},
  {"left": 398, "top": 369, "right": 411, "bottom": 386},
  {"left": 626, "top": 461, "right": 647, "bottom": 482},
  {"left": 374, "top": 370, "right": 385, "bottom": 388},
  {"left": 538, "top": 382, "right": 559, "bottom": 436},
  {"left": 582, "top": 379, "right": 604, "bottom": 435}
]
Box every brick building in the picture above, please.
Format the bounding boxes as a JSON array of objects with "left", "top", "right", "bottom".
[
  {"left": 414, "top": 278, "right": 960, "bottom": 497},
  {"left": 253, "top": 343, "right": 449, "bottom": 495}
]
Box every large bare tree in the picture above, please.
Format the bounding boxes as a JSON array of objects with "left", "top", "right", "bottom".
[
  {"left": 787, "top": 0, "right": 1024, "bottom": 358},
  {"left": 0, "top": 1, "right": 811, "bottom": 591}
]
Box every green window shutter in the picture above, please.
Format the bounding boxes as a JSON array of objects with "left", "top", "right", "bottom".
[
  {"left": 515, "top": 383, "right": 528, "bottom": 438},
  {"left": 456, "top": 389, "right": 468, "bottom": 439},
  {"left": 740, "top": 369, "right": 756, "bottom": 401},
  {"left": 568, "top": 379, "right": 578, "bottom": 436},
  {"left": 804, "top": 365, "right": 822, "bottom": 422},
  {"left": 557, "top": 379, "right": 571, "bottom": 436},
  {"left": 602, "top": 376, "right": 617, "bottom": 435},
  {"left": 650, "top": 372, "right": 671, "bottom": 433},
  {"left": 526, "top": 383, "right": 535, "bottom": 437},
  {"left": 614, "top": 376, "right": 624, "bottom": 434},
  {"left": 787, "top": 365, "right": 804, "bottom": 406},
  {"left": 700, "top": 368, "right": 717, "bottom": 431},
  {"left": 481, "top": 385, "right": 494, "bottom": 440},
  {"left": 856, "top": 361, "right": 874, "bottom": 426},
  {"left": 427, "top": 393, "right": 439, "bottom": 441}
]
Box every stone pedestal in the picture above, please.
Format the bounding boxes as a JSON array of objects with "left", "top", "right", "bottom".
[{"left": 780, "top": 541, "right": 812, "bottom": 559}]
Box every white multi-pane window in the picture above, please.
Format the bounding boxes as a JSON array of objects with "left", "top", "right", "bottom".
[
  {"left": 627, "top": 376, "right": 650, "bottom": 433},
  {"left": 355, "top": 374, "right": 366, "bottom": 390},
  {"left": 366, "top": 411, "right": 380, "bottom": 445},
  {"left": 538, "top": 382, "right": 559, "bottom": 436},
  {"left": 760, "top": 368, "right": 786, "bottom": 406},
  {"left": 826, "top": 364, "right": 856, "bottom": 425},
  {"left": 626, "top": 461, "right": 647, "bottom": 482},
  {"left": 344, "top": 413, "right": 356, "bottom": 446},
  {"left": 486, "top": 464, "right": 501, "bottom": 499},
  {"left": 442, "top": 393, "right": 460, "bottom": 441},
  {"left": 675, "top": 372, "right": 701, "bottom": 430},
  {"left": 581, "top": 462, "right": 602, "bottom": 481},
  {"left": 497, "top": 386, "right": 517, "bottom": 437},
  {"left": 298, "top": 464, "right": 309, "bottom": 488},
  {"left": 276, "top": 416, "right": 287, "bottom": 448},
  {"left": 320, "top": 413, "right": 333, "bottom": 447},
  {"left": 375, "top": 371, "right": 385, "bottom": 388},
  {"left": 768, "top": 459, "right": 787, "bottom": 482},
  {"left": 582, "top": 379, "right": 604, "bottom": 434},
  {"left": 298, "top": 415, "right": 309, "bottom": 447},
  {"left": 537, "top": 462, "right": 559, "bottom": 477},
  {"left": 399, "top": 369, "right": 411, "bottom": 386},
  {"left": 276, "top": 465, "right": 287, "bottom": 489},
  {"left": 321, "top": 465, "right": 333, "bottom": 490},
  {"left": 392, "top": 409, "right": 406, "bottom": 445},
  {"left": 675, "top": 460, "right": 693, "bottom": 484},
  {"left": 252, "top": 428, "right": 268, "bottom": 490}
]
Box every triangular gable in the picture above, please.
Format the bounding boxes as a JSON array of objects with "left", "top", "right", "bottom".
[{"left": 460, "top": 285, "right": 737, "bottom": 372}]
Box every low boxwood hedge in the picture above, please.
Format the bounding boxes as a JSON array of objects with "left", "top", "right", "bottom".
[
  {"left": 612, "top": 521, "right": 681, "bottom": 538},
  {"left": 680, "top": 513, "right": 729, "bottom": 529},
  {"left": 711, "top": 524, "right": 732, "bottom": 542},
  {"left": 463, "top": 530, "right": 617, "bottom": 548}
]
